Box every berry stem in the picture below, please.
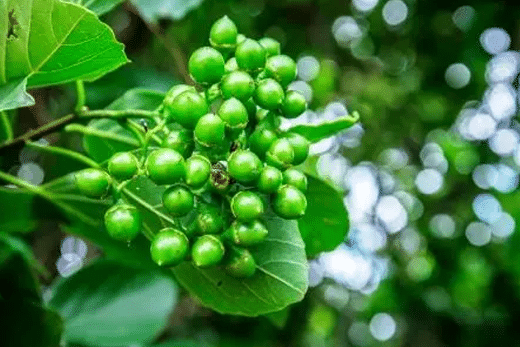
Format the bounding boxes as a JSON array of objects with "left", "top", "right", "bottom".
[
  {"left": 0, "top": 111, "right": 14, "bottom": 141},
  {"left": 25, "top": 140, "right": 100, "bottom": 168},
  {"left": 122, "top": 187, "right": 178, "bottom": 226},
  {"left": 75, "top": 80, "right": 86, "bottom": 113},
  {"left": 64, "top": 124, "right": 141, "bottom": 147}
]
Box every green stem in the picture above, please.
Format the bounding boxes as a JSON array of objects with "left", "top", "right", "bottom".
[
  {"left": 122, "top": 188, "right": 177, "bottom": 226},
  {"left": 26, "top": 141, "right": 100, "bottom": 168},
  {"left": 64, "top": 124, "right": 141, "bottom": 147},
  {"left": 75, "top": 80, "right": 86, "bottom": 113},
  {"left": 0, "top": 111, "right": 13, "bottom": 141},
  {"left": 124, "top": 120, "right": 146, "bottom": 146},
  {"left": 80, "top": 109, "right": 160, "bottom": 119}
]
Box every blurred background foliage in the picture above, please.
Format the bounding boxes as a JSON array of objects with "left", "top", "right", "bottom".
[{"left": 5, "top": 0, "right": 520, "bottom": 346}]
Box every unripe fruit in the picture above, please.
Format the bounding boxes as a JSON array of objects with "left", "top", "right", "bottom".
[
  {"left": 108, "top": 152, "right": 139, "bottom": 181},
  {"left": 221, "top": 71, "right": 255, "bottom": 101},
  {"left": 283, "top": 132, "right": 309, "bottom": 165},
  {"left": 185, "top": 155, "right": 211, "bottom": 188},
  {"left": 257, "top": 165, "right": 283, "bottom": 193},
  {"left": 150, "top": 228, "right": 189, "bottom": 266},
  {"left": 225, "top": 57, "right": 239, "bottom": 73},
  {"left": 209, "top": 15, "right": 238, "bottom": 50},
  {"left": 194, "top": 113, "right": 226, "bottom": 147},
  {"left": 235, "top": 39, "right": 266, "bottom": 72},
  {"left": 104, "top": 203, "right": 141, "bottom": 241},
  {"left": 249, "top": 127, "right": 277, "bottom": 159},
  {"left": 163, "top": 128, "right": 194, "bottom": 158},
  {"left": 225, "top": 247, "right": 257, "bottom": 278},
  {"left": 237, "top": 34, "right": 247, "bottom": 45},
  {"left": 218, "top": 98, "right": 249, "bottom": 129},
  {"left": 75, "top": 168, "right": 111, "bottom": 197},
  {"left": 145, "top": 148, "right": 186, "bottom": 185},
  {"left": 188, "top": 47, "right": 225, "bottom": 84},
  {"left": 165, "top": 90, "right": 208, "bottom": 129},
  {"left": 227, "top": 149, "right": 262, "bottom": 184},
  {"left": 231, "top": 191, "right": 264, "bottom": 221},
  {"left": 283, "top": 169, "right": 307, "bottom": 192},
  {"left": 281, "top": 90, "right": 307, "bottom": 118},
  {"left": 163, "top": 84, "right": 196, "bottom": 110},
  {"left": 196, "top": 204, "right": 224, "bottom": 234},
  {"left": 226, "top": 220, "right": 268, "bottom": 246},
  {"left": 254, "top": 78, "right": 284, "bottom": 110},
  {"left": 265, "top": 55, "right": 297, "bottom": 87},
  {"left": 258, "top": 37, "right": 281, "bottom": 57},
  {"left": 273, "top": 185, "right": 307, "bottom": 219},
  {"left": 163, "top": 185, "right": 194, "bottom": 217},
  {"left": 266, "top": 138, "right": 294, "bottom": 170},
  {"left": 191, "top": 235, "right": 225, "bottom": 268}
]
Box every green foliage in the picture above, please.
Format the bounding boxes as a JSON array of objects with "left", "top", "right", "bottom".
[
  {"left": 64, "top": 0, "right": 126, "bottom": 15},
  {"left": 286, "top": 112, "right": 360, "bottom": 143},
  {"left": 131, "top": 0, "right": 205, "bottom": 23}
]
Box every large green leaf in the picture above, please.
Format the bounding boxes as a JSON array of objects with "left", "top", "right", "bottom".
[
  {"left": 48, "top": 261, "right": 178, "bottom": 347},
  {"left": 0, "top": 0, "right": 128, "bottom": 111},
  {"left": 298, "top": 176, "right": 349, "bottom": 258},
  {"left": 285, "top": 112, "right": 360, "bottom": 143},
  {"left": 65, "top": 0, "right": 126, "bottom": 15},
  {"left": 121, "top": 176, "right": 309, "bottom": 316},
  {"left": 84, "top": 88, "right": 165, "bottom": 162},
  {"left": 131, "top": 0, "right": 205, "bottom": 23}
]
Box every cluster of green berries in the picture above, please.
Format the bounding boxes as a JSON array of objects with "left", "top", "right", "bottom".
[{"left": 74, "top": 16, "right": 310, "bottom": 278}]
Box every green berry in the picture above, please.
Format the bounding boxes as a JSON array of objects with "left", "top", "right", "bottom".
[
  {"left": 163, "top": 185, "right": 194, "bottom": 217},
  {"left": 254, "top": 78, "right": 284, "bottom": 110},
  {"left": 227, "top": 149, "right": 262, "bottom": 184},
  {"left": 209, "top": 15, "right": 238, "bottom": 49},
  {"left": 266, "top": 138, "right": 294, "bottom": 170},
  {"left": 150, "top": 228, "right": 189, "bottom": 266},
  {"left": 210, "top": 162, "right": 231, "bottom": 192},
  {"left": 235, "top": 39, "right": 266, "bottom": 72},
  {"left": 104, "top": 203, "right": 141, "bottom": 241},
  {"left": 283, "top": 169, "right": 307, "bottom": 192},
  {"left": 163, "top": 84, "right": 196, "bottom": 110},
  {"left": 226, "top": 220, "right": 268, "bottom": 246},
  {"left": 185, "top": 155, "right": 211, "bottom": 188},
  {"left": 243, "top": 97, "right": 258, "bottom": 122},
  {"left": 281, "top": 90, "right": 307, "bottom": 118},
  {"left": 237, "top": 34, "right": 247, "bottom": 45},
  {"left": 196, "top": 205, "right": 224, "bottom": 234},
  {"left": 164, "top": 90, "right": 208, "bottom": 129},
  {"left": 191, "top": 235, "right": 225, "bottom": 268},
  {"left": 231, "top": 191, "right": 264, "bottom": 221},
  {"left": 75, "top": 168, "right": 111, "bottom": 197},
  {"left": 108, "top": 152, "right": 139, "bottom": 181},
  {"left": 163, "top": 128, "right": 194, "bottom": 158},
  {"left": 249, "top": 127, "right": 277, "bottom": 159},
  {"left": 225, "top": 247, "right": 257, "bottom": 278},
  {"left": 283, "top": 132, "right": 309, "bottom": 165},
  {"left": 257, "top": 165, "right": 283, "bottom": 193},
  {"left": 188, "top": 47, "right": 225, "bottom": 84},
  {"left": 265, "top": 55, "right": 297, "bottom": 87},
  {"left": 194, "top": 113, "right": 226, "bottom": 147},
  {"left": 145, "top": 149, "right": 186, "bottom": 185},
  {"left": 273, "top": 185, "right": 307, "bottom": 219},
  {"left": 258, "top": 37, "right": 281, "bottom": 57},
  {"left": 225, "top": 57, "right": 239, "bottom": 73},
  {"left": 218, "top": 98, "right": 249, "bottom": 129},
  {"left": 221, "top": 71, "right": 255, "bottom": 101}
]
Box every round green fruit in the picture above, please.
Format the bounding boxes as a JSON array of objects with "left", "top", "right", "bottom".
[
  {"left": 104, "top": 203, "right": 141, "bottom": 241},
  {"left": 75, "top": 168, "right": 111, "bottom": 197},
  {"left": 235, "top": 39, "right": 266, "bottom": 72},
  {"left": 191, "top": 235, "right": 225, "bottom": 268},
  {"left": 164, "top": 90, "right": 208, "bottom": 129},
  {"left": 230, "top": 191, "right": 264, "bottom": 221},
  {"left": 221, "top": 71, "right": 255, "bottom": 101},
  {"left": 225, "top": 247, "right": 257, "bottom": 278},
  {"left": 258, "top": 37, "right": 281, "bottom": 57},
  {"left": 163, "top": 84, "right": 196, "bottom": 110},
  {"left": 163, "top": 128, "right": 194, "bottom": 158},
  {"left": 145, "top": 148, "right": 186, "bottom": 185},
  {"left": 196, "top": 205, "right": 224, "bottom": 234},
  {"left": 266, "top": 138, "right": 294, "bottom": 170},
  {"left": 265, "top": 55, "right": 297, "bottom": 87},
  {"left": 225, "top": 57, "right": 239, "bottom": 73},
  {"left": 188, "top": 47, "right": 225, "bottom": 84},
  {"left": 281, "top": 90, "right": 307, "bottom": 118},
  {"left": 226, "top": 219, "right": 268, "bottom": 246},
  {"left": 227, "top": 149, "right": 262, "bottom": 184},
  {"left": 185, "top": 155, "right": 211, "bottom": 188},
  {"left": 257, "top": 165, "right": 283, "bottom": 193},
  {"left": 218, "top": 98, "right": 249, "bottom": 129},
  {"left": 249, "top": 127, "right": 277, "bottom": 159},
  {"left": 273, "top": 185, "right": 307, "bottom": 219},
  {"left": 283, "top": 168, "right": 307, "bottom": 192},
  {"left": 150, "top": 228, "right": 189, "bottom": 266},
  {"left": 162, "top": 185, "right": 194, "bottom": 217},
  {"left": 209, "top": 15, "right": 237, "bottom": 49},
  {"left": 108, "top": 152, "right": 139, "bottom": 181},
  {"left": 194, "top": 113, "right": 226, "bottom": 147},
  {"left": 254, "top": 78, "right": 284, "bottom": 110},
  {"left": 283, "top": 132, "right": 309, "bottom": 165}
]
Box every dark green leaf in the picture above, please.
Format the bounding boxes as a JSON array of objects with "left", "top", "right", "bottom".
[
  {"left": 0, "top": 233, "right": 48, "bottom": 276},
  {"left": 264, "top": 306, "right": 290, "bottom": 329},
  {"left": 0, "top": 186, "right": 39, "bottom": 232},
  {"left": 0, "top": 251, "right": 40, "bottom": 302},
  {"left": 48, "top": 261, "right": 178, "bottom": 347},
  {"left": 286, "top": 112, "right": 360, "bottom": 143},
  {"left": 152, "top": 341, "right": 209, "bottom": 347},
  {"left": 298, "top": 175, "right": 349, "bottom": 258},
  {"left": 131, "top": 0, "right": 205, "bottom": 23},
  {"left": 65, "top": 0, "right": 126, "bottom": 15},
  {"left": 0, "top": 77, "right": 34, "bottom": 111}
]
